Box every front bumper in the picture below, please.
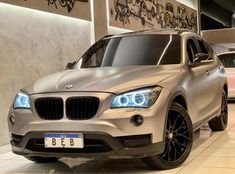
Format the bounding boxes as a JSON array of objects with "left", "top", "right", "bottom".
[
  {"left": 10, "top": 131, "right": 164, "bottom": 158},
  {"left": 8, "top": 90, "right": 170, "bottom": 158}
]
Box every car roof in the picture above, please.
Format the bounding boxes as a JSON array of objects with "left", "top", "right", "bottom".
[
  {"left": 218, "top": 51, "right": 235, "bottom": 57},
  {"left": 105, "top": 29, "right": 197, "bottom": 39}
]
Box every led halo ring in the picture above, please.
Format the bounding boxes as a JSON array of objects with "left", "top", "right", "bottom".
[
  {"left": 20, "top": 96, "right": 28, "bottom": 106},
  {"left": 117, "top": 95, "right": 130, "bottom": 106},
  {"left": 111, "top": 87, "right": 162, "bottom": 108},
  {"left": 14, "top": 92, "right": 31, "bottom": 109},
  {"left": 132, "top": 93, "right": 146, "bottom": 106}
]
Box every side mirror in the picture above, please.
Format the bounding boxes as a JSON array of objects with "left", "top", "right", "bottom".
[
  {"left": 194, "top": 53, "right": 210, "bottom": 63},
  {"left": 188, "top": 53, "right": 213, "bottom": 67},
  {"left": 65, "top": 61, "right": 76, "bottom": 70}
]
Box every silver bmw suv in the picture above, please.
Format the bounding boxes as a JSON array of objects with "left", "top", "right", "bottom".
[{"left": 8, "top": 29, "right": 227, "bottom": 170}]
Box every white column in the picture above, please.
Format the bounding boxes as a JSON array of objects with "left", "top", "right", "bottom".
[{"left": 91, "top": 0, "right": 108, "bottom": 42}]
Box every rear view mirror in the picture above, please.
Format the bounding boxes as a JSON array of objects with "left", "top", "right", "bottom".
[{"left": 65, "top": 61, "right": 76, "bottom": 70}]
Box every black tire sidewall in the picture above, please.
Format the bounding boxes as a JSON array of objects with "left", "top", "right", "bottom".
[
  {"left": 209, "top": 90, "right": 228, "bottom": 131},
  {"left": 142, "top": 102, "right": 193, "bottom": 170}
]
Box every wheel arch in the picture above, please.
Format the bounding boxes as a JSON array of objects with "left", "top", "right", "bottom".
[
  {"left": 172, "top": 95, "right": 187, "bottom": 111},
  {"left": 162, "top": 91, "right": 189, "bottom": 141},
  {"left": 169, "top": 91, "right": 188, "bottom": 111}
]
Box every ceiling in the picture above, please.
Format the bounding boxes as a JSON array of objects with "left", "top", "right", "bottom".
[
  {"left": 214, "top": 0, "right": 235, "bottom": 13},
  {"left": 201, "top": 1, "right": 235, "bottom": 49}
]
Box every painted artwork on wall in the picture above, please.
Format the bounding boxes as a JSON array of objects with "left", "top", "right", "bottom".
[
  {"left": 46, "top": 0, "right": 89, "bottom": 13},
  {"left": 109, "top": 0, "right": 197, "bottom": 32},
  {"left": 0, "top": 0, "right": 91, "bottom": 21}
]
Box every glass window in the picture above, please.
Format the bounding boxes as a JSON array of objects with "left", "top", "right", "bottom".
[
  {"left": 218, "top": 53, "right": 235, "bottom": 68},
  {"left": 187, "top": 38, "right": 198, "bottom": 63},
  {"left": 197, "top": 39, "right": 208, "bottom": 54},
  {"left": 194, "top": 38, "right": 213, "bottom": 62},
  {"left": 75, "top": 35, "right": 181, "bottom": 69}
]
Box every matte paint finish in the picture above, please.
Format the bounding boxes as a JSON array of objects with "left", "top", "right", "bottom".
[{"left": 8, "top": 30, "right": 227, "bottom": 158}]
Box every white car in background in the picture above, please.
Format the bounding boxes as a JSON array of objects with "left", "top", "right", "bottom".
[{"left": 218, "top": 52, "right": 235, "bottom": 99}]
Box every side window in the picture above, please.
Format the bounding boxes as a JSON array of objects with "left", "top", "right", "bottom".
[
  {"left": 219, "top": 54, "right": 235, "bottom": 68},
  {"left": 228, "top": 58, "right": 235, "bottom": 67},
  {"left": 196, "top": 39, "right": 208, "bottom": 54},
  {"left": 205, "top": 42, "right": 214, "bottom": 55},
  {"left": 195, "top": 38, "right": 214, "bottom": 62},
  {"left": 187, "top": 38, "right": 198, "bottom": 63},
  {"left": 80, "top": 40, "right": 109, "bottom": 68},
  {"left": 219, "top": 57, "right": 226, "bottom": 67},
  {"left": 204, "top": 41, "right": 215, "bottom": 59}
]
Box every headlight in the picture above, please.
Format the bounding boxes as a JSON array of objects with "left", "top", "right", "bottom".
[
  {"left": 14, "top": 92, "right": 31, "bottom": 109},
  {"left": 111, "top": 87, "right": 162, "bottom": 108}
]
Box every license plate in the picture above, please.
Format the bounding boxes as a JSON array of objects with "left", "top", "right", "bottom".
[{"left": 44, "top": 133, "right": 84, "bottom": 148}]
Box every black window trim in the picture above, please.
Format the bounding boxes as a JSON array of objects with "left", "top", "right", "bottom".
[
  {"left": 186, "top": 36, "right": 215, "bottom": 65},
  {"left": 186, "top": 36, "right": 198, "bottom": 63},
  {"left": 194, "top": 37, "right": 215, "bottom": 63}
]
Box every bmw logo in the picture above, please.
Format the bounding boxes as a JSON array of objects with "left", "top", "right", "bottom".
[{"left": 65, "top": 84, "right": 73, "bottom": 89}]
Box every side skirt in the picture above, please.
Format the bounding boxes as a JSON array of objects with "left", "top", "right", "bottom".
[{"left": 193, "top": 112, "right": 220, "bottom": 131}]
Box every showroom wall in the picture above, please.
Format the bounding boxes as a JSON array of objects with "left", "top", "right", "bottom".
[
  {"left": 0, "top": 0, "right": 200, "bottom": 146},
  {"left": 0, "top": 3, "right": 91, "bottom": 145}
]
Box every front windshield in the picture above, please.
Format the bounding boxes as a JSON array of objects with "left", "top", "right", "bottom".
[{"left": 75, "top": 34, "right": 181, "bottom": 68}]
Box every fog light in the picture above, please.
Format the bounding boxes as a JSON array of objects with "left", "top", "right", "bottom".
[
  {"left": 9, "top": 114, "right": 15, "bottom": 126},
  {"left": 131, "top": 115, "right": 144, "bottom": 126}
]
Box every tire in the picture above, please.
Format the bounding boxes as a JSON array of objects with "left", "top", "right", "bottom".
[
  {"left": 142, "top": 102, "right": 193, "bottom": 170},
  {"left": 24, "top": 156, "right": 59, "bottom": 163},
  {"left": 209, "top": 90, "right": 228, "bottom": 131}
]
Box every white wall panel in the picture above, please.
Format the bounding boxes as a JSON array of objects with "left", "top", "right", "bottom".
[
  {"left": 0, "top": 3, "right": 91, "bottom": 145},
  {"left": 176, "top": 0, "right": 197, "bottom": 10}
]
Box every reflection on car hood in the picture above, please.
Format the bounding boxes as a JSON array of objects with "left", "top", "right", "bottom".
[{"left": 24, "top": 66, "right": 182, "bottom": 95}]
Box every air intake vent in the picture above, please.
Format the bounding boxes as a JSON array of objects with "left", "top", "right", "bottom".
[
  {"left": 116, "top": 134, "right": 152, "bottom": 148},
  {"left": 66, "top": 97, "right": 100, "bottom": 120},
  {"left": 35, "top": 98, "right": 63, "bottom": 120}
]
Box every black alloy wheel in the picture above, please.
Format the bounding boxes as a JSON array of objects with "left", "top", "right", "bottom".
[
  {"left": 142, "top": 102, "right": 193, "bottom": 170},
  {"left": 209, "top": 90, "right": 228, "bottom": 131}
]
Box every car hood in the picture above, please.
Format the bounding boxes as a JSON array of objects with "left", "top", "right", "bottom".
[{"left": 24, "top": 66, "right": 182, "bottom": 95}]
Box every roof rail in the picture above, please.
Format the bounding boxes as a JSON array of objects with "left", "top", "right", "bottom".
[{"left": 103, "top": 34, "right": 114, "bottom": 38}]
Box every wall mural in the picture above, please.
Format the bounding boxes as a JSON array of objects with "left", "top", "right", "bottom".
[
  {"left": 109, "top": 0, "right": 197, "bottom": 32},
  {"left": 0, "top": 0, "right": 91, "bottom": 21},
  {"left": 47, "top": 0, "right": 88, "bottom": 13}
]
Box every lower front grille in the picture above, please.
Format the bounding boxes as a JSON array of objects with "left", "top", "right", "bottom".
[
  {"left": 26, "top": 138, "right": 112, "bottom": 153},
  {"left": 35, "top": 98, "right": 64, "bottom": 120},
  {"left": 116, "top": 134, "right": 152, "bottom": 148},
  {"left": 66, "top": 97, "right": 100, "bottom": 120}
]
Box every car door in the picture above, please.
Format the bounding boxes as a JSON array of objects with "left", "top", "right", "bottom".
[
  {"left": 186, "top": 37, "right": 219, "bottom": 124},
  {"left": 196, "top": 38, "right": 222, "bottom": 116}
]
